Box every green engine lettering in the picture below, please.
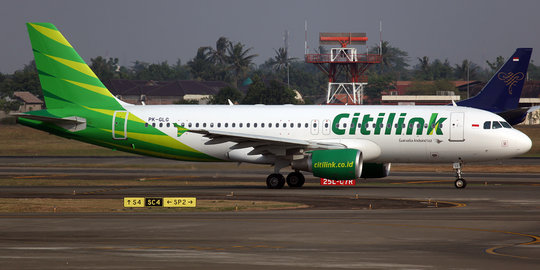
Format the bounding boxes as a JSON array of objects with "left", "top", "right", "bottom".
[{"left": 311, "top": 149, "right": 360, "bottom": 180}]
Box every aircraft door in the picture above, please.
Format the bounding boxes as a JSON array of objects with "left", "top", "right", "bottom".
[
  {"left": 449, "top": 112, "right": 464, "bottom": 142},
  {"left": 310, "top": 119, "right": 319, "bottom": 135},
  {"left": 112, "top": 111, "right": 129, "bottom": 140}
]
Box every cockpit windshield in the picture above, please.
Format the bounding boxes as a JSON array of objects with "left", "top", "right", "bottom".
[{"left": 483, "top": 121, "right": 512, "bottom": 129}]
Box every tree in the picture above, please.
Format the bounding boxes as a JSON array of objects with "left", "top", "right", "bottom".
[
  {"left": 408, "top": 80, "right": 456, "bottom": 95},
  {"left": 188, "top": 46, "right": 215, "bottom": 80},
  {"left": 241, "top": 76, "right": 296, "bottom": 105},
  {"left": 364, "top": 75, "right": 395, "bottom": 102},
  {"left": 226, "top": 42, "right": 258, "bottom": 88},
  {"left": 267, "top": 47, "right": 297, "bottom": 88},
  {"left": 486, "top": 56, "right": 505, "bottom": 74},
  {"left": 90, "top": 56, "right": 120, "bottom": 81},
  {"left": 415, "top": 56, "right": 431, "bottom": 80},
  {"left": 430, "top": 59, "right": 453, "bottom": 80},
  {"left": 454, "top": 60, "right": 479, "bottom": 80},
  {"left": 370, "top": 41, "right": 409, "bottom": 79},
  {"left": 209, "top": 86, "right": 243, "bottom": 104},
  {"left": 0, "top": 61, "right": 42, "bottom": 98},
  {"left": 209, "top": 37, "right": 230, "bottom": 65}
]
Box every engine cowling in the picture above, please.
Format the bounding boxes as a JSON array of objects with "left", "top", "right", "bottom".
[
  {"left": 291, "top": 149, "right": 363, "bottom": 180},
  {"left": 360, "top": 163, "right": 391, "bottom": 178}
]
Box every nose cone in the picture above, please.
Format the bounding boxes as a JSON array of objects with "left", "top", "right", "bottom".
[{"left": 514, "top": 130, "right": 532, "bottom": 155}]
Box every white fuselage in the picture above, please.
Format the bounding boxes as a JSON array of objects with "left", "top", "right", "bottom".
[{"left": 125, "top": 104, "right": 532, "bottom": 164}]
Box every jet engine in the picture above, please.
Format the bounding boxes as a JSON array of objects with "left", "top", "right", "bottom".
[
  {"left": 291, "top": 149, "right": 362, "bottom": 180},
  {"left": 360, "top": 163, "right": 391, "bottom": 178}
]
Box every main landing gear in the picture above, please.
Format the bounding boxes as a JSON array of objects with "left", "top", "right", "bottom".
[
  {"left": 453, "top": 161, "right": 467, "bottom": 189},
  {"left": 266, "top": 171, "right": 305, "bottom": 189}
]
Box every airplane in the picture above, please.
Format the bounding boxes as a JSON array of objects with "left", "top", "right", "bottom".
[
  {"left": 14, "top": 23, "right": 533, "bottom": 189},
  {"left": 456, "top": 48, "right": 533, "bottom": 125}
]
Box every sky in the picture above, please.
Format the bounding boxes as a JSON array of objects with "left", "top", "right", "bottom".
[{"left": 1, "top": 0, "right": 540, "bottom": 73}]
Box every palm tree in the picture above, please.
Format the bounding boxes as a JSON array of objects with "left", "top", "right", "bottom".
[
  {"left": 268, "top": 47, "right": 297, "bottom": 88},
  {"left": 454, "top": 60, "right": 478, "bottom": 80},
  {"left": 372, "top": 41, "right": 409, "bottom": 77},
  {"left": 209, "top": 37, "right": 230, "bottom": 65},
  {"left": 187, "top": 46, "right": 213, "bottom": 80},
  {"left": 226, "top": 42, "right": 258, "bottom": 88}
]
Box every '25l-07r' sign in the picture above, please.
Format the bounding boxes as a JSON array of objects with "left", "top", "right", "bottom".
[{"left": 320, "top": 179, "right": 356, "bottom": 186}]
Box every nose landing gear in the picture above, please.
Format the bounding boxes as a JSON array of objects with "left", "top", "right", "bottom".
[{"left": 453, "top": 161, "right": 467, "bottom": 189}]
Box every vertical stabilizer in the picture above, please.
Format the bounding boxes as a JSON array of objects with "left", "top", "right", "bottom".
[
  {"left": 26, "top": 23, "right": 123, "bottom": 110},
  {"left": 457, "top": 48, "right": 532, "bottom": 113}
]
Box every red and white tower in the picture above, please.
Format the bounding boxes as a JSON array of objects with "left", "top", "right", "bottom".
[{"left": 305, "top": 33, "right": 381, "bottom": 104}]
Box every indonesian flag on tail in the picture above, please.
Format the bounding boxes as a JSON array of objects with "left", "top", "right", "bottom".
[{"left": 513, "top": 57, "right": 520, "bottom": 62}]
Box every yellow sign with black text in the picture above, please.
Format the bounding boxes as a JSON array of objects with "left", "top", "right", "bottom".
[
  {"left": 123, "top": 197, "right": 196, "bottom": 208},
  {"left": 123, "top": 197, "right": 145, "bottom": 208}
]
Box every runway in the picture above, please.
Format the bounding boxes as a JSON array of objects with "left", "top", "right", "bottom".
[{"left": 1, "top": 157, "right": 539, "bottom": 269}]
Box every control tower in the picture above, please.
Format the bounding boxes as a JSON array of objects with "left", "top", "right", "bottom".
[{"left": 305, "top": 33, "right": 381, "bottom": 104}]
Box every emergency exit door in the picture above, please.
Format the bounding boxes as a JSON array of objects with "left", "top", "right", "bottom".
[{"left": 112, "top": 111, "right": 129, "bottom": 140}]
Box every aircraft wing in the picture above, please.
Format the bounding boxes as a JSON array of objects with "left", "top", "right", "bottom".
[{"left": 188, "top": 129, "right": 345, "bottom": 157}]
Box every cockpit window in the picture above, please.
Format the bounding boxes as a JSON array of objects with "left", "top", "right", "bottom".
[
  {"left": 483, "top": 121, "right": 491, "bottom": 129},
  {"left": 492, "top": 121, "right": 503, "bottom": 129},
  {"left": 500, "top": 121, "right": 512, "bottom": 128}
]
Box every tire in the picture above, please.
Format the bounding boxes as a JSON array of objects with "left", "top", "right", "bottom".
[
  {"left": 454, "top": 178, "right": 467, "bottom": 189},
  {"left": 266, "top": 173, "right": 285, "bottom": 189},
  {"left": 286, "top": 172, "right": 305, "bottom": 188}
]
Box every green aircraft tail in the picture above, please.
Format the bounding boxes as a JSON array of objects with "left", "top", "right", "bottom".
[{"left": 26, "top": 22, "right": 123, "bottom": 111}]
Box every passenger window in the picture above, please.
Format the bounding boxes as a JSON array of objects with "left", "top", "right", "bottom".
[
  {"left": 269, "top": 123, "right": 272, "bottom": 128},
  {"left": 145, "top": 123, "right": 149, "bottom": 127},
  {"left": 297, "top": 123, "right": 301, "bottom": 128},
  {"left": 159, "top": 123, "right": 163, "bottom": 128},
  {"left": 283, "top": 123, "right": 287, "bottom": 128},
  {"left": 247, "top": 123, "right": 251, "bottom": 128},
  {"left": 152, "top": 123, "right": 156, "bottom": 127},
  {"left": 254, "top": 123, "right": 257, "bottom": 128},
  {"left": 305, "top": 123, "right": 308, "bottom": 128},
  {"left": 325, "top": 123, "right": 329, "bottom": 128},
  {"left": 261, "top": 123, "right": 265, "bottom": 128},
  {"left": 203, "top": 123, "right": 207, "bottom": 128},
  {"left": 188, "top": 123, "right": 192, "bottom": 128},
  {"left": 195, "top": 123, "right": 199, "bottom": 128},
  {"left": 217, "top": 123, "right": 221, "bottom": 128},
  {"left": 313, "top": 123, "right": 317, "bottom": 128},
  {"left": 290, "top": 123, "right": 294, "bottom": 128},
  {"left": 239, "top": 123, "right": 243, "bottom": 128},
  {"left": 210, "top": 123, "right": 214, "bottom": 128},
  {"left": 225, "top": 123, "right": 228, "bottom": 128},
  {"left": 166, "top": 123, "right": 170, "bottom": 128},
  {"left": 501, "top": 122, "right": 512, "bottom": 128},
  {"left": 232, "top": 123, "right": 236, "bottom": 128},
  {"left": 492, "top": 121, "right": 502, "bottom": 129}
]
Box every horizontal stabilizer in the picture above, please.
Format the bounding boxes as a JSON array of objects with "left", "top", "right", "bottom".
[{"left": 12, "top": 113, "right": 86, "bottom": 132}]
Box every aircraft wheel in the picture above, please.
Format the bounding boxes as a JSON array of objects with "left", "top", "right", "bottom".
[
  {"left": 454, "top": 178, "right": 467, "bottom": 189},
  {"left": 286, "top": 172, "right": 305, "bottom": 188},
  {"left": 266, "top": 173, "right": 285, "bottom": 189}
]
